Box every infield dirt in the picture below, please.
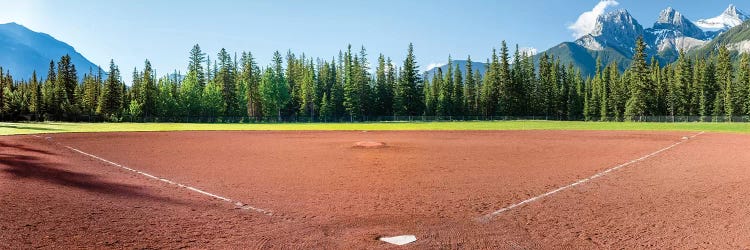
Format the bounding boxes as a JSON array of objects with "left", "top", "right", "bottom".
[{"left": 2, "top": 130, "right": 749, "bottom": 248}]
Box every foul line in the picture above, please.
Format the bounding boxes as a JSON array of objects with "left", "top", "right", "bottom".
[
  {"left": 479, "top": 131, "right": 705, "bottom": 222},
  {"left": 59, "top": 143, "right": 273, "bottom": 216}
]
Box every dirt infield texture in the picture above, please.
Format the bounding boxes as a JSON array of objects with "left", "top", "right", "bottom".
[{"left": 2, "top": 130, "right": 749, "bottom": 248}]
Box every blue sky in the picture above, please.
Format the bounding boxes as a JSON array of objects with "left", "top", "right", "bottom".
[{"left": 0, "top": 0, "right": 746, "bottom": 82}]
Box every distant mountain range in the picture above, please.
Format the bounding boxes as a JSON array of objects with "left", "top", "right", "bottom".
[
  {"left": 424, "top": 4, "right": 750, "bottom": 77},
  {"left": 0, "top": 22, "right": 100, "bottom": 80},
  {"left": 538, "top": 4, "right": 750, "bottom": 76},
  {"left": 690, "top": 18, "right": 750, "bottom": 58},
  {"left": 423, "top": 60, "right": 487, "bottom": 81}
]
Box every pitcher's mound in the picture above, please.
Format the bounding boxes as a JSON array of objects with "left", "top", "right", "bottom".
[{"left": 353, "top": 141, "right": 386, "bottom": 148}]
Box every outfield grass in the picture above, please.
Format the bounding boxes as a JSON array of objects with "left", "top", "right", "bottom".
[{"left": 1, "top": 121, "right": 748, "bottom": 136}]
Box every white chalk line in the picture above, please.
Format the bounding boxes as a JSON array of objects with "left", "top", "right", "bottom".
[
  {"left": 59, "top": 143, "right": 273, "bottom": 216},
  {"left": 479, "top": 131, "right": 705, "bottom": 222}
]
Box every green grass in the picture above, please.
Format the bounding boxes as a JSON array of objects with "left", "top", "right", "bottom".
[{"left": 1, "top": 121, "right": 749, "bottom": 136}]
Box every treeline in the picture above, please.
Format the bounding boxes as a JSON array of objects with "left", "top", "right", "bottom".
[
  {"left": 585, "top": 38, "right": 750, "bottom": 121},
  {"left": 0, "top": 38, "right": 749, "bottom": 122}
]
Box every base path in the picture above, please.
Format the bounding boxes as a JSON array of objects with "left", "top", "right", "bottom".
[{"left": 2, "top": 130, "right": 749, "bottom": 248}]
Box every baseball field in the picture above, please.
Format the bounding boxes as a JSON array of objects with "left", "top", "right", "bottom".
[{"left": 1, "top": 121, "right": 749, "bottom": 248}]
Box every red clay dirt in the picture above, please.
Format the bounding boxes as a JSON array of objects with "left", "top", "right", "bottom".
[{"left": 2, "top": 130, "right": 749, "bottom": 248}]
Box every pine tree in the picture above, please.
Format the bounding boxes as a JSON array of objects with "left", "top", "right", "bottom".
[
  {"left": 319, "top": 92, "right": 332, "bottom": 118},
  {"left": 201, "top": 78, "right": 223, "bottom": 118},
  {"left": 599, "top": 63, "right": 611, "bottom": 121},
  {"left": 357, "top": 46, "right": 372, "bottom": 117},
  {"left": 539, "top": 53, "right": 556, "bottom": 117},
  {"left": 179, "top": 71, "right": 202, "bottom": 117},
  {"left": 82, "top": 71, "right": 99, "bottom": 114},
  {"left": 206, "top": 55, "right": 213, "bottom": 84},
  {"left": 216, "top": 48, "right": 237, "bottom": 116},
  {"left": 435, "top": 68, "right": 447, "bottom": 115},
  {"left": 284, "top": 51, "right": 300, "bottom": 116},
  {"left": 570, "top": 67, "right": 585, "bottom": 120},
  {"left": 331, "top": 56, "right": 345, "bottom": 117},
  {"left": 57, "top": 54, "right": 78, "bottom": 105},
  {"left": 482, "top": 49, "right": 500, "bottom": 116},
  {"left": 473, "top": 70, "right": 483, "bottom": 116},
  {"left": 393, "top": 43, "right": 423, "bottom": 116},
  {"left": 299, "top": 60, "right": 317, "bottom": 117},
  {"left": 240, "top": 52, "right": 262, "bottom": 118},
  {"left": 716, "top": 45, "right": 733, "bottom": 119},
  {"left": 670, "top": 53, "right": 690, "bottom": 117},
  {"left": 156, "top": 76, "right": 179, "bottom": 118},
  {"left": 463, "top": 56, "right": 476, "bottom": 116},
  {"left": 423, "top": 74, "right": 434, "bottom": 115},
  {"left": 583, "top": 76, "right": 593, "bottom": 121},
  {"left": 0, "top": 70, "right": 4, "bottom": 117},
  {"left": 374, "top": 54, "right": 393, "bottom": 116},
  {"left": 452, "top": 62, "right": 464, "bottom": 116},
  {"left": 625, "top": 37, "right": 651, "bottom": 120},
  {"left": 505, "top": 43, "right": 525, "bottom": 116},
  {"left": 700, "top": 59, "right": 717, "bottom": 119},
  {"left": 655, "top": 57, "right": 670, "bottom": 116},
  {"left": 385, "top": 57, "right": 396, "bottom": 116},
  {"left": 259, "top": 51, "right": 291, "bottom": 120},
  {"left": 233, "top": 53, "right": 248, "bottom": 117},
  {"left": 522, "top": 53, "right": 539, "bottom": 115},
  {"left": 609, "top": 62, "right": 626, "bottom": 120},
  {"left": 41, "top": 61, "right": 56, "bottom": 116},
  {"left": 97, "top": 60, "right": 122, "bottom": 118},
  {"left": 550, "top": 60, "right": 563, "bottom": 118},
  {"left": 139, "top": 60, "right": 157, "bottom": 117},
  {"left": 131, "top": 68, "right": 142, "bottom": 103},
  {"left": 189, "top": 44, "right": 207, "bottom": 89},
  {"left": 498, "top": 41, "right": 511, "bottom": 116},
  {"left": 436, "top": 58, "right": 452, "bottom": 115},
  {"left": 442, "top": 56, "right": 454, "bottom": 115},
  {"left": 739, "top": 53, "right": 750, "bottom": 115},
  {"left": 342, "top": 45, "right": 359, "bottom": 118},
  {"left": 29, "top": 71, "right": 41, "bottom": 115}
]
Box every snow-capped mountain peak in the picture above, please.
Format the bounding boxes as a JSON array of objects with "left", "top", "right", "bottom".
[
  {"left": 575, "top": 9, "right": 643, "bottom": 52},
  {"left": 652, "top": 7, "right": 705, "bottom": 39},
  {"left": 590, "top": 9, "right": 642, "bottom": 37},
  {"left": 695, "top": 4, "right": 749, "bottom": 31},
  {"left": 723, "top": 4, "right": 748, "bottom": 19},
  {"left": 644, "top": 7, "right": 708, "bottom": 55},
  {"left": 656, "top": 7, "right": 683, "bottom": 26}
]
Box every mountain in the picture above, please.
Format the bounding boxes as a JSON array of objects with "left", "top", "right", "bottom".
[
  {"left": 0, "top": 22, "right": 100, "bottom": 80},
  {"left": 690, "top": 19, "right": 750, "bottom": 58},
  {"left": 540, "top": 42, "right": 630, "bottom": 76},
  {"left": 645, "top": 7, "right": 709, "bottom": 62},
  {"left": 695, "top": 4, "right": 749, "bottom": 32},
  {"left": 541, "top": 9, "right": 645, "bottom": 76},
  {"left": 423, "top": 60, "right": 487, "bottom": 81},
  {"left": 540, "top": 5, "right": 746, "bottom": 76},
  {"left": 575, "top": 9, "right": 645, "bottom": 57}
]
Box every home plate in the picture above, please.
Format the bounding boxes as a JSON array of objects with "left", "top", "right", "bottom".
[{"left": 379, "top": 235, "right": 417, "bottom": 245}]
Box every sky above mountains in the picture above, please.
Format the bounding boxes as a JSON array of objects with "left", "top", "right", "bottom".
[{"left": 0, "top": 0, "right": 746, "bottom": 82}]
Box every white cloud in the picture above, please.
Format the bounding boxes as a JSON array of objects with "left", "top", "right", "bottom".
[
  {"left": 520, "top": 47, "right": 538, "bottom": 56},
  {"left": 568, "top": 0, "right": 619, "bottom": 38},
  {"left": 424, "top": 62, "right": 445, "bottom": 71},
  {"left": 510, "top": 47, "right": 538, "bottom": 61}
]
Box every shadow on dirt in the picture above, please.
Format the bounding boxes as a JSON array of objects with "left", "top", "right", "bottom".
[
  {"left": 0, "top": 152, "right": 187, "bottom": 205},
  {"left": 0, "top": 141, "right": 56, "bottom": 155}
]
